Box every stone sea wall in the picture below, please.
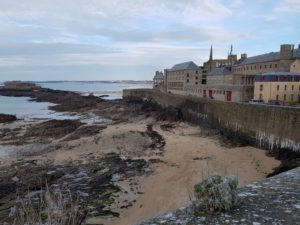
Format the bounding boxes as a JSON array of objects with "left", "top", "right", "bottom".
[{"left": 123, "top": 89, "right": 300, "bottom": 152}]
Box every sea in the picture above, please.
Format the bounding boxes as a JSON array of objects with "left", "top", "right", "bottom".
[{"left": 0, "top": 81, "right": 151, "bottom": 119}]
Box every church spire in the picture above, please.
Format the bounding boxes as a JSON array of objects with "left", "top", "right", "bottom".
[{"left": 209, "top": 45, "right": 213, "bottom": 61}]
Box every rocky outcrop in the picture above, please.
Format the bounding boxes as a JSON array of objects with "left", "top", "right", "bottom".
[
  {"left": 0, "top": 114, "right": 17, "bottom": 123},
  {"left": 137, "top": 167, "right": 300, "bottom": 225},
  {"left": 25, "top": 119, "right": 83, "bottom": 139},
  {"left": 0, "top": 153, "right": 151, "bottom": 223},
  {"left": 2, "top": 81, "right": 41, "bottom": 91}
]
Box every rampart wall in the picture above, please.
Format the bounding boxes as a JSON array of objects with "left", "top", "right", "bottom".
[{"left": 123, "top": 89, "right": 300, "bottom": 152}]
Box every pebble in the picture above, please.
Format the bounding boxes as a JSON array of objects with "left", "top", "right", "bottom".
[{"left": 11, "top": 176, "right": 19, "bottom": 182}]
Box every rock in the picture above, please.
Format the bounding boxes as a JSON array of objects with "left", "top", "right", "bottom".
[
  {"left": 11, "top": 177, "right": 19, "bottom": 182},
  {"left": 0, "top": 153, "right": 150, "bottom": 223},
  {"left": 25, "top": 119, "right": 83, "bottom": 139},
  {"left": 0, "top": 114, "right": 17, "bottom": 123}
]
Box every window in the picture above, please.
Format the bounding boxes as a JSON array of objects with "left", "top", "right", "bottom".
[
  {"left": 259, "top": 94, "right": 263, "bottom": 100},
  {"left": 241, "top": 77, "right": 244, "bottom": 84},
  {"left": 285, "top": 85, "right": 287, "bottom": 91},
  {"left": 260, "top": 65, "right": 262, "bottom": 69},
  {"left": 276, "top": 95, "right": 279, "bottom": 100},
  {"left": 265, "top": 65, "right": 267, "bottom": 68},
  {"left": 284, "top": 94, "right": 286, "bottom": 101},
  {"left": 251, "top": 66, "right": 252, "bottom": 70},
  {"left": 270, "top": 64, "right": 272, "bottom": 68},
  {"left": 291, "top": 94, "right": 294, "bottom": 101},
  {"left": 195, "top": 82, "right": 198, "bottom": 85},
  {"left": 292, "top": 85, "right": 294, "bottom": 91},
  {"left": 260, "top": 84, "right": 263, "bottom": 91},
  {"left": 275, "top": 64, "right": 277, "bottom": 68},
  {"left": 277, "top": 85, "right": 280, "bottom": 91},
  {"left": 187, "top": 79, "right": 189, "bottom": 83},
  {"left": 196, "top": 71, "right": 198, "bottom": 74},
  {"left": 195, "top": 76, "right": 198, "bottom": 80},
  {"left": 187, "top": 74, "right": 189, "bottom": 77},
  {"left": 247, "top": 66, "right": 249, "bottom": 70},
  {"left": 255, "top": 66, "right": 257, "bottom": 70}
]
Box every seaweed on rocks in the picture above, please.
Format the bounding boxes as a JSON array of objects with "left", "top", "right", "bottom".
[
  {"left": 0, "top": 153, "right": 150, "bottom": 224},
  {"left": 160, "top": 123, "right": 176, "bottom": 132},
  {"left": 0, "top": 114, "right": 17, "bottom": 123},
  {"left": 146, "top": 125, "right": 166, "bottom": 152},
  {"left": 25, "top": 120, "right": 83, "bottom": 139}
]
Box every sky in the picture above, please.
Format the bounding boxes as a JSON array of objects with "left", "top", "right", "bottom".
[{"left": 0, "top": 0, "right": 299, "bottom": 81}]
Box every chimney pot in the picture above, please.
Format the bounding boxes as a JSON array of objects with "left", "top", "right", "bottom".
[{"left": 241, "top": 53, "right": 247, "bottom": 60}]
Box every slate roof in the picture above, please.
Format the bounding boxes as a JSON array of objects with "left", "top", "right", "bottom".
[
  {"left": 237, "top": 52, "right": 280, "bottom": 65},
  {"left": 237, "top": 48, "right": 300, "bottom": 65},
  {"left": 153, "top": 73, "right": 164, "bottom": 80},
  {"left": 208, "top": 67, "right": 232, "bottom": 76},
  {"left": 294, "top": 48, "right": 300, "bottom": 58},
  {"left": 169, "top": 61, "right": 200, "bottom": 71}
]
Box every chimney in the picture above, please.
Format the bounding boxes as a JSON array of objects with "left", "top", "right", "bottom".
[
  {"left": 241, "top": 53, "right": 247, "bottom": 60},
  {"left": 280, "top": 44, "right": 293, "bottom": 60}
]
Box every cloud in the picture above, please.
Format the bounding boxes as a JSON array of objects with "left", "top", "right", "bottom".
[
  {"left": 0, "top": 0, "right": 297, "bottom": 81},
  {"left": 274, "top": 0, "right": 300, "bottom": 13},
  {"left": 264, "top": 0, "right": 300, "bottom": 21}
]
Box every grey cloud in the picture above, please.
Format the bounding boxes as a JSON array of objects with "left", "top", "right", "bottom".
[
  {"left": 0, "top": 43, "right": 123, "bottom": 57},
  {"left": 0, "top": 0, "right": 255, "bottom": 81}
]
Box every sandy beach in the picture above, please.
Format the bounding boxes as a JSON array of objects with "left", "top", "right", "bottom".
[
  {"left": 86, "top": 122, "right": 280, "bottom": 225},
  {"left": 0, "top": 86, "right": 280, "bottom": 225}
]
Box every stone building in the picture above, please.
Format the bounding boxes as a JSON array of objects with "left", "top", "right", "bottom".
[
  {"left": 233, "top": 44, "right": 300, "bottom": 86},
  {"left": 154, "top": 43, "right": 300, "bottom": 103},
  {"left": 254, "top": 72, "right": 300, "bottom": 103},
  {"left": 202, "top": 66, "right": 253, "bottom": 102},
  {"left": 203, "top": 45, "right": 237, "bottom": 76},
  {"left": 164, "top": 61, "right": 202, "bottom": 95},
  {"left": 153, "top": 71, "right": 164, "bottom": 91}
]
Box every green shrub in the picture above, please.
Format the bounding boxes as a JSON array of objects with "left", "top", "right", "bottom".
[{"left": 193, "top": 173, "right": 238, "bottom": 212}]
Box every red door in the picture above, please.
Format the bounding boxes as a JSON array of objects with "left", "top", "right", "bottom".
[
  {"left": 226, "top": 91, "right": 232, "bottom": 102},
  {"left": 209, "top": 90, "right": 213, "bottom": 98},
  {"left": 203, "top": 90, "right": 206, "bottom": 98}
]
